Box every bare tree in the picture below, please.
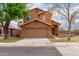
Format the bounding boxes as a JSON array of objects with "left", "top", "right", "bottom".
[{"left": 49, "top": 3, "right": 79, "bottom": 40}]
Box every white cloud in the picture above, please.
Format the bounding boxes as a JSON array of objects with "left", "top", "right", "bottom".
[
  {"left": 28, "top": 3, "right": 48, "bottom": 11},
  {"left": 28, "top": 3, "right": 44, "bottom": 9},
  {"left": 75, "top": 19, "right": 79, "bottom": 23},
  {"left": 48, "top": 4, "right": 53, "bottom": 8},
  {"left": 72, "top": 5, "right": 79, "bottom": 10}
]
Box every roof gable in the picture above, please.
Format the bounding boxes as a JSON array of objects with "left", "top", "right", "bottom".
[
  {"left": 31, "top": 8, "right": 44, "bottom": 12},
  {"left": 21, "top": 19, "right": 54, "bottom": 28},
  {"left": 31, "top": 7, "right": 48, "bottom": 11}
]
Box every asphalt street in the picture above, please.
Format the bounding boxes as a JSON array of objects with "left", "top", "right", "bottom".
[{"left": 0, "top": 46, "right": 62, "bottom": 56}]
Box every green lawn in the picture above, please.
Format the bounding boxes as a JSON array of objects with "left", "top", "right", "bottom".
[
  {"left": 0, "top": 37, "right": 21, "bottom": 43},
  {"left": 49, "top": 36, "right": 79, "bottom": 42}
]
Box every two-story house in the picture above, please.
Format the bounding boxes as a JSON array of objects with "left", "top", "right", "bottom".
[{"left": 21, "top": 7, "right": 60, "bottom": 38}]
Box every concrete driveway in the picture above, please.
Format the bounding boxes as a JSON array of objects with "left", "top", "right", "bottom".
[{"left": 15, "top": 38, "right": 50, "bottom": 46}]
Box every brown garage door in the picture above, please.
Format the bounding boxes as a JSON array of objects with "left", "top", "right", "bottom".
[{"left": 25, "top": 28, "right": 48, "bottom": 38}]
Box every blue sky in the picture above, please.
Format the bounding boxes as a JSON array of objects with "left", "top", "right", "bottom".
[{"left": 28, "top": 3, "right": 79, "bottom": 30}]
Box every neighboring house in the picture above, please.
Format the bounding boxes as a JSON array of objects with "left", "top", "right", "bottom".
[
  {"left": 0, "top": 24, "right": 3, "bottom": 36},
  {"left": 0, "top": 20, "right": 23, "bottom": 37},
  {"left": 9, "top": 20, "right": 23, "bottom": 37},
  {"left": 21, "top": 7, "right": 60, "bottom": 38}
]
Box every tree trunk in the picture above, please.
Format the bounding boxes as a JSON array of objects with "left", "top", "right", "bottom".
[
  {"left": 3, "top": 26, "right": 8, "bottom": 39},
  {"left": 68, "top": 23, "right": 71, "bottom": 41},
  {"left": 3, "top": 22, "right": 10, "bottom": 39},
  {"left": 67, "top": 4, "right": 71, "bottom": 41}
]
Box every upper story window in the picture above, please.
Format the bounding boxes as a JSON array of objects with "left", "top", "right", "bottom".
[{"left": 42, "top": 16, "right": 48, "bottom": 21}]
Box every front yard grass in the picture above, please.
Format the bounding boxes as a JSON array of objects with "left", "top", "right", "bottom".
[
  {"left": 0, "top": 37, "right": 21, "bottom": 43},
  {"left": 49, "top": 36, "right": 79, "bottom": 42}
]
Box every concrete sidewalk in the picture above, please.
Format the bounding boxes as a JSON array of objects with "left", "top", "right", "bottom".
[
  {"left": 1, "top": 42, "right": 79, "bottom": 46},
  {"left": 56, "top": 46, "right": 79, "bottom": 56}
]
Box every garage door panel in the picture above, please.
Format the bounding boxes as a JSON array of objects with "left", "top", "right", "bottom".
[{"left": 25, "top": 29, "right": 48, "bottom": 38}]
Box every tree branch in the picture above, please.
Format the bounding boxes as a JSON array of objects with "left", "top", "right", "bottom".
[
  {"left": 70, "top": 9, "right": 79, "bottom": 23},
  {"left": 55, "top": 9, "right": 68, "bottom": 19},
  {"left": 61, "top": 6, "right": 68, "bottom": 14}
]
